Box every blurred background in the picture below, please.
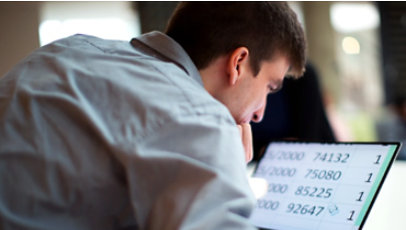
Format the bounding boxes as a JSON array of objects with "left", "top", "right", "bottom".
[{"left": 2, "top": 1, "right": 405, "bottom": 159}]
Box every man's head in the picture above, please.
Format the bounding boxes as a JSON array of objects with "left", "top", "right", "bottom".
[{"left": 166, "top": 2, "right": 306, "bottom": 124}]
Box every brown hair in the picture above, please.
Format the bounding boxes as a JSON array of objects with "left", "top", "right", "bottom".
[{"left": 165, "top": 2, "right": 306, "bottom": 77}]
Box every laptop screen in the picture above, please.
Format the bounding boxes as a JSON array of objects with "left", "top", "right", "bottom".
[{"left": 249, "top": 141, "right": 401, "bottom": 230}]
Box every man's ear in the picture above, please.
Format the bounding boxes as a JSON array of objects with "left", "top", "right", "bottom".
[{"left": 227, "top": 47, "right": 249, "bottom": 86}]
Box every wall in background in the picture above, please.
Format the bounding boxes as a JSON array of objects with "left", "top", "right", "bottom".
[{"left": 0, "top": 3, "right": 40, "bottom": 77}]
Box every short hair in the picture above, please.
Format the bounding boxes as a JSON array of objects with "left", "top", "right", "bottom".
[{"left": 165, "top": 2, "right": 306, "bottom": 78}]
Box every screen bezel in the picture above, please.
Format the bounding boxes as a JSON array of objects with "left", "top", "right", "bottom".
[{"left": 252, "top": 141, "right": 402, "bottom": 230}]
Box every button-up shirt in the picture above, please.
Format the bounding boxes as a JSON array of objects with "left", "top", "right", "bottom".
[{"left": 0, "top": 32, "right": 256, "bottom": 229}]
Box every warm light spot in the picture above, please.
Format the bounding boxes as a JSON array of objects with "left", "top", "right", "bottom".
[{"left": 342, "top": 36, "right": 360, "bottom": 55}]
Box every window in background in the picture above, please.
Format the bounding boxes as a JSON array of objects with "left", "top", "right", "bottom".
[
  {"left": 330, "top": 2, "right": 382, "bottom": 141},
  {"left": 39, "top": 2, "right": 140, "bottom": 46}
]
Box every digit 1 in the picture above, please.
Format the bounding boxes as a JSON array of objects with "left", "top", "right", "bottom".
[
  {"left": 328, "top": 153, "right": 334, "bottom": 162},
  {"left": 374, "top": 155, "right": 382, "bottom": 164},
  {"left": 356, "top": 192, "right": 364, "bottom": 202},
  {"left": 347, "top": 210, "right": 355, "bottom": 221},
  {"left": 365, "top": 173, "right": 373, "bottom": 183}
]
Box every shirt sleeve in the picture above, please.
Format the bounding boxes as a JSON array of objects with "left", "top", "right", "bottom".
[{"left": 115, "top": 114, "right": 257, "bottom": 230}]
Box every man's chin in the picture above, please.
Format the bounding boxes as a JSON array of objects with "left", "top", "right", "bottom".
[
  {"left": 239, "top": 118, "right": 251, "bottom": 124},
  {"left": 233, "top": 114, "right": 250, "bottom": 124}
]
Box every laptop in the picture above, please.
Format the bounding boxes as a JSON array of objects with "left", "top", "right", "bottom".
[{"left": 249, "top": 141, "right": 401, "bottom": 230}]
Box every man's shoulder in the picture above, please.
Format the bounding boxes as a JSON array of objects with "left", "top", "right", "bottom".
[{"left": 138, "top": 65, "right": 235, "bottom": 127}]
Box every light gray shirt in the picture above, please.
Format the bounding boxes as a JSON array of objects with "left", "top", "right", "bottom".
[{"left": 0, "top": 32, "right": 256, "bottom": 229}]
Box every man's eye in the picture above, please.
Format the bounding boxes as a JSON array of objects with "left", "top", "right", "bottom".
[
  {"left": 268, "top": 84, "right": 281, "bottom": 94},
  {"left": 268, "top": 85, "right": 276, "bottom": 93}
]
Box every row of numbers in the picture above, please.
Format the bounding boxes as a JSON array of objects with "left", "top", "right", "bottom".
[
  {"left": 257, "top": 168, "right": 378, "bottom": 184},
  {"left": 267, "top": 185, "right": 372, "bottom": 204},
  {"left": 266, "top": 151, "right": 379, "bottom": 164},
  {"left": 267, "top": 184, "right": 333, "bottom": 199},
  {"left": 313, "top": 153, "right": 384, "bottom": 165},
  {"left": 257, "top": 200, "right": 325, "bottom": 217},
  {"left": 257, "top": 167, "right": 343, "bottom": 180},
  {"left": 258, "top": 199, "right": 361, "bottom": 223}
]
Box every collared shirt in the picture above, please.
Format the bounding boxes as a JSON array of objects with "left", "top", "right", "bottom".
[{"left": 0, "top": 32, "right": 256, "bottom": 229}]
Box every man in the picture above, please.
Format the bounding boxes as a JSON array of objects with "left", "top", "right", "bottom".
[{"left": 0, "top": 2, "right": 305, "bottom": 229}]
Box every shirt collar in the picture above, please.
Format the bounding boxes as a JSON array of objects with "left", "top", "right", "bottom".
[{"left": 130, "top": 31, "right": 204, "bottom": 86}]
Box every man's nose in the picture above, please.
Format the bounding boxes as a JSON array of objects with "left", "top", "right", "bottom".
[{"left": 252, "top": 103, "right": 266, "bottom": 123}]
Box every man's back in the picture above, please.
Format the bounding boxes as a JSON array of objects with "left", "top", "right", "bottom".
[{"left": 0, "top": 33, "right": 254, "bottom": 229}]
